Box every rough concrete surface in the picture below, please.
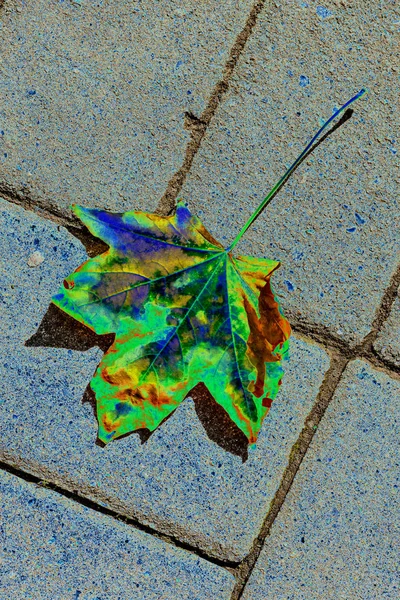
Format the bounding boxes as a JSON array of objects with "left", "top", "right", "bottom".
[
  {"left": 0, "top": 469, "right": 235, "bottom": 599},
  {"left": 181, "top": 0, "right": 400, "bottom": 346},
  {"left": 242, "top": 360, "right": 400, "bottom": 599},
  {"left": 0, "top": 0, "right": 399, "bottom": 597},
  {"left": 374, "top": 291, "right": 400, "bottom": 368},
  {"left": 0, "top": 197, "right": 330, "bottom": 562},
  {"left": 0, "top": 0, "right": 253, "bottom": 216}
]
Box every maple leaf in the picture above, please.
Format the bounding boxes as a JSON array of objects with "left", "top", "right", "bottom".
[
  {"left": 53, "top": 201, "right": 290, "bottom": 444},
  {"left": 52, "top": 89, "right": 366, "bottom": 446}
]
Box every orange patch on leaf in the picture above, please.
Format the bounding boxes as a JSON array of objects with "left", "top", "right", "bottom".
[
  {"left": 243, "top": 292, "right": 279, "bottom": 398},
  {"left": 116, "top": 383, "right": 174, "bottom": 409},
  {"left": 101, "top": 366, "right": 131, "bottom": 387},
  {"left": 102, "top": 413, "right": 119, "bottom": 433},
  {"left": 197, "top": 223, "right": 224, "bottom": 248},
  {"left": 259, "top": 279, "right": 291, "bottom": 348}
]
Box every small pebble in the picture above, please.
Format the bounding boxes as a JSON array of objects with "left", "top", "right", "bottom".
[{"left": 27, "top": 250, "right": 44, "bottom": 267}]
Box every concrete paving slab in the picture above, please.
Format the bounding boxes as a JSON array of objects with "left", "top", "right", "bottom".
[
  {"left": 180, "top": 0, "right": 400, "bottom": 346},
  {"left": 242, "top": 359, "right": 400, "bottom": 600},
  {"left": 0, "top": 198, "right": 330, "bottom": 561},
  {"left": 0, "top": 469, "right": 235, "bottom": 600},
  {"left": 0, "top": 0, "right": 253, "bottom": 216},
  {"left": 374, "top": 291, "right": 400, "bottom": 368}
]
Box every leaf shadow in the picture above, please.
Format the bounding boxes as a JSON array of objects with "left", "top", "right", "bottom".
[
  {"left": 26, "top": 303, "right": 249, "bottom": 460},
  {"left": 190, "top": 383, "right": 249, "bottom": 462},
  {"left": 26, "top": 302, "right": 115, "bottom": 353}
]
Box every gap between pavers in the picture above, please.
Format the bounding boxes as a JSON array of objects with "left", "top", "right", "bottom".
[
  {"left": 179, "top": 0, "right": 400, "bottom": 348},
  {"left": 240, "top": 359, "right": 400, "bottom": 600},
  {"left": 0, "top": 197, "right": 330, "bottom": 562},
  {"left": 0, "top": 469, "right": 235, "bottom": 600},
  {"left": 0, "top": 0, "right": 254, "bottom": 217},
  {"left": 374, "top": 290, "right": 400, "bottom": 369}
]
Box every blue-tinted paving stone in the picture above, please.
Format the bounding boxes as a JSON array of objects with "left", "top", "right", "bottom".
[
  {"left": 374, "top": 292, "right": 400, "bottom": 368},
  {"left": 0, "top": 469, "right": 235, "bottom": 599},
  {"left": 242, "top": 360, "right": 400, "bottom": 599},
  {"left": 180, "top": 0, "right": 399, "bottom": 346},
  {"left": 0, "top": 0, "right": 253, "bottom": 215},
  {"left": 0, "top": 199, "right": 330, "bottom": 561}
]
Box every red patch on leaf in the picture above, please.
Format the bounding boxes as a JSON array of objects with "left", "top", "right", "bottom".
[{"left": 262, "top": 397, "right": 273, "bottom": 409}]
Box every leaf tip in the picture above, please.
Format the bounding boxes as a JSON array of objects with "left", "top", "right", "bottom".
[
  {"left": 71, "top": 203, "right": 85, "bottom": 219},
  {"left": 176, "top": 198, "right": 188, "bottom": 208},
  {"left": 97, "top": 428, "right": 115, "bottom": 446}
]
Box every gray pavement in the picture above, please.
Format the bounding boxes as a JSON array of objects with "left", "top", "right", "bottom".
[
  {"left": 242, "top": 360, "right": 400, "bottom": 600},
  {"left": 0, "top": 469, "right": 235, "bottom": 599},
  {"left": 0, "top": 0, "right": 399, "bottom": 598},
  {"left": 0, "top": 0, "right": 253, "bottom": 216}
]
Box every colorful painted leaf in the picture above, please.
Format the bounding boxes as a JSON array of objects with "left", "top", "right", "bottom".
[
  {"left": 51, "top": 88, "right": 366, "bottom": 446},
  {"left": 53, "top": 201, "right": 290, "bottom": 444}
]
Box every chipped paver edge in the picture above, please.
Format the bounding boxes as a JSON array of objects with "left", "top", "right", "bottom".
[{"left": 0, "top": 0, "right": 268, "bottom": 226}]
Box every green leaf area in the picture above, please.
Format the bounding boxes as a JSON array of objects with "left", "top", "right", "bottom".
[{"left": 53, "top": 201, "right": 291, "bottom": 444}]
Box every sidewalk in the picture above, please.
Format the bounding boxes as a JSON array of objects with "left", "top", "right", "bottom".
[{"left": 0, "top": 1, "right": 399, "bottom": 598}]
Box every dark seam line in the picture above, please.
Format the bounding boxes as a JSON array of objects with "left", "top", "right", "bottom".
[{"left": 0, "top": 461, "right": 239, "bottom": 571}]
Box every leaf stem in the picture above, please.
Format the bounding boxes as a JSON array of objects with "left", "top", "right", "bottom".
[{"left": 227, "top": 88, "right": 367, "bottom": 252}]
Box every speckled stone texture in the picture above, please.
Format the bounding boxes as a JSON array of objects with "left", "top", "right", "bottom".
[
  {"left": 180, "top": 0, "right": 400, "bottom": 346},
  {"left": 374, "top": 291, "right": 400, "bottom": 368},
  {"left": 242, "top": 360, "right": 400, "bottom": 600},
  {"left": 0, "top": 0, "right": 253, "bottom": 215},
  {"left": 0, "top": 470, "right": 235, "bottom": 599},
  {"left": 0, "top": 198, "right": 330, "bottom": 561}
]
